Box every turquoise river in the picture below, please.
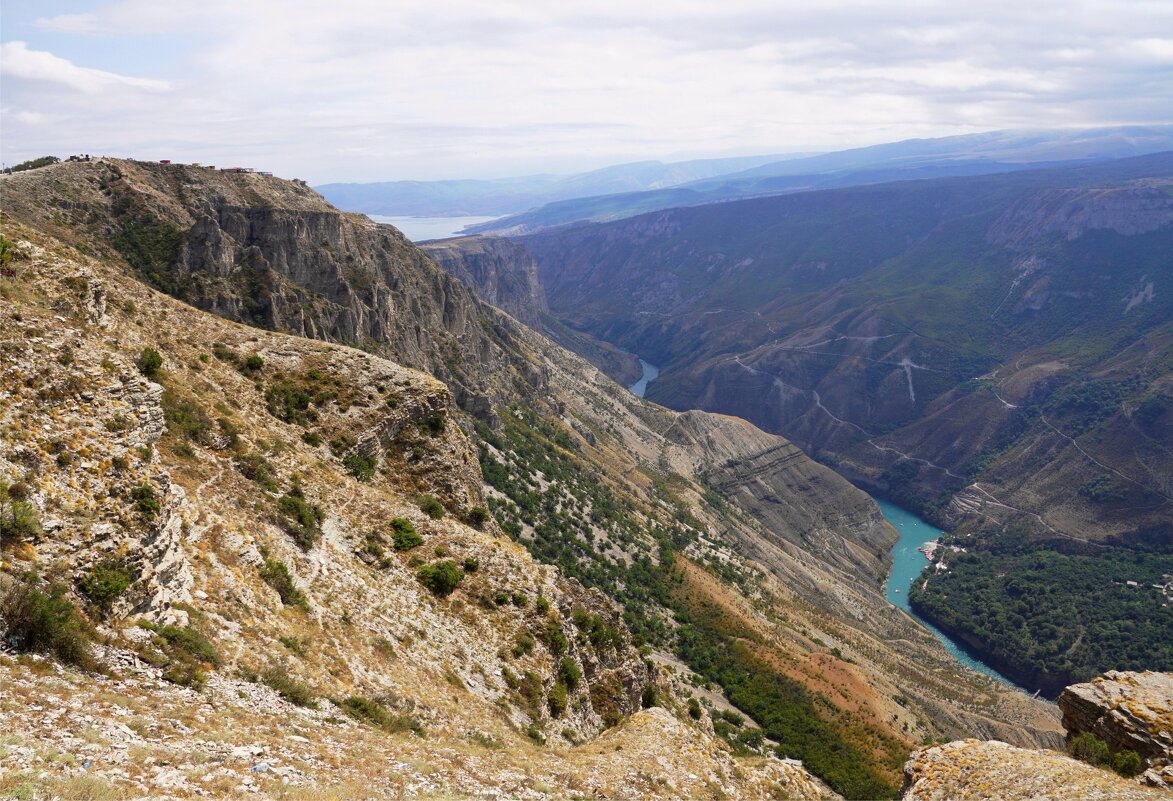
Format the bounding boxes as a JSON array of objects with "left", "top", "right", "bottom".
[{"left": 875, "top": 497, "right": 1025, "bottom": 690}]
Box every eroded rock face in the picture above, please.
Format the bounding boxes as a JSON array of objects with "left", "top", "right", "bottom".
[
  {"left": 421, "top": 236, "right": 549, "bottom": 329},
  {"left": 901, "top": 739, "right": 1169, "bottom": 801},
  {"left": 1060, "top": 671, "right": 1173, "bottom": 769}
]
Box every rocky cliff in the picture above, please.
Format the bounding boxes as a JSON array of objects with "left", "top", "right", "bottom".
[
  {"left": 0, "top": 220, "right": 843, "bottom": 799},
  {"left": 420, "top": 235, "right": 549, "bottom": 328},
  {"left": 902, "top": 670, "right": 1173, "bottom": 799}
]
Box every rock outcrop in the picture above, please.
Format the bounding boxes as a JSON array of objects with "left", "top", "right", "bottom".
[
  {"left": 1060, "top": 671, "right": 1173, "bottom": 774},
  {"left": 901, "top": 739, "right": 1169, "bottom": 801}
]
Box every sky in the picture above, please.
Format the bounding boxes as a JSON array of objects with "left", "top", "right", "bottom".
[{"left": 2, "top": 1, "right": 1172, "bottom": 183}]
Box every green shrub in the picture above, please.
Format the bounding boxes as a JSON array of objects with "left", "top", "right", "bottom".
[
  {"left": 261, "top": 664, "right": 316, "bottom": 707},
  {"left": 0, "top": 479, "right": 40, "bottom": 542},
  {"left": 343, "top": 452, "right": 378, "bottom": 482},
  {"left": 535, "top": 596, "right": 550, "bottom": 615},
  {"left": 462, "top": 557, "right": 480, "bottom": 573},
  {"left": 162, "top": 390, "right": 213, "bottom": 443},
  {"left": 557, "top": 657, "right": 581, "bottom": 691},
  {"left": 259, "top": 558, "right": 308, "bottom": 609},
  {"left": 5, "top": 156, "right": 59, "bottom": 173},
  {"left": 1112, "top": 749, "right": 1142, "bottom": 777},
  {"left": 131, "top": 483, "right": 161, "bottom": 520},
  {"left": 541, "top": 620, "right": 569, "bottom": 656},
  {"left": 688, "top": 698, "right": 702, "bottom": 719},
  {"left": 276, "top": 485, "right": 324, "bottom": 550},
  {"left": 78, "top": 562, "right": 133, "bottom": 613},
  {"left": 417, "top": 560, "right": 464, "bottom": 596},
  {"left": 424, "top": 414, "right": 446, "bottom": 436},
  {"left": 242, "top": 355, "right": 264, "bottom": 374},
  {"left": 547, "top": 681, "right": 568, "bottom": 717},
  {"left": 391, "top": 518, "right": 423, "bottom": 550},
  {"left": 136, "top": 347, "right": 163, "bottom": 379},
  {"left": 641, "top": 684, "right": 659, "bottom": 708},
  {"left": 512, "top": 634, "right": 535, "bottom": 658},
  {"left": 466, "top": 506, "right": 490, "bottom": 528},
  {"left": 0, "top": 580, "right": 95, "bottom": 670},
  {"left": 139, "top": 621, "right": 219, "bottom": 687},
  {"left": 237, "top": 451, "right": 278, "bottom": 492},
  {"left": 416, "top": 495, "right": 445, "bottom": 519},
  {"left": 340, "top": 696, "right": 424, "bottom": 735}
]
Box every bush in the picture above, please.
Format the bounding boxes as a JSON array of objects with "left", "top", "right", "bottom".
[
  {"left": 78, "top": 562, "right": 133, "bottom": 614},
  {"left": 557, "top": 657, "right": 581, "bottom": 690},
  {"left": 162, "top": 390, "right": 213, "bottom": 443},
  {"left": 139, "top": 621, "right": 219, "bottom": 688},
  {"left": 548, "top": 680, "right": 568, "bottom": 717},
  {"left": 131, "top": 483, "right": 161, "bottom": 520},
  {"left": 466, "top": 506, "right": 490, "bottom": 528},
  {"left": 276, "top": 485, "right": 324, "bottom": 550},
  {"left": 417, "top": 560, "right": 464, "bottom": 596},
  {"left": 416, "top": 495, "right": 445, "bottom": 519},
  {"left": 5, "top": 156, "right": 60, "bottom": 174},
  {"left": 0, "top": 479, "right": 40, "bottom": 542},
  {"left": 237, "top": 451, "right": 278, "bottom": 492},
  {"left": 1112, "top": 749, "right": 1142, "bottom": 777},
  {"left": 1, "top": 580, "right": 95, "bottom": 669},
  {"left": 641, "top": 684, "right": 659, "bottom": 708},
  {"left": 688, "top": 698, "right": 703, "bottom": 719},
  {"left": 242, "top": 355, "right": 264, "bottom": 374},
  {"left": 136, "top": 347, "right": 163, "bottom": 379},
  {"left": 343, "top": 452, "right": 378, "bottom": 482},
  {"left": 261, "top": 664, "right": 316, "bottom": 707},
  {"left": 341, "top": 696, "right": 424, "bottom": 735},
  {"left": 541, "top": 620, "right": 569, "bottom": 656},
  {"left": 259, "top": 558, "right": 308, "bottom": 609},
  {"left": 391, "top": 518, "right": 423, "bottom": 551},
  {"left": 462, "top": 557, "right": 480, "bottom": 573}
]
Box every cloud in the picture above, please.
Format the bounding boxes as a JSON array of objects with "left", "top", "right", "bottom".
[
  {"left": 0, "top": 41, "right": 171, "bottom": 92},
  {"left": 3, "top": 1, "right": 1172, "bottom": 181}
]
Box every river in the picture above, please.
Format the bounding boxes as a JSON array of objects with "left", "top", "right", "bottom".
[
  {"left": 627, "top": 359, "right": 660, "bottom": 398},
  {"left": 875, "top": 497, "right": 1025, "bottom": 690}
]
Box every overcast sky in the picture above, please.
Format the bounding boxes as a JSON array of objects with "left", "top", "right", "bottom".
[{"left": 2, "top": 1, "right": 1171, "bottom": 182}]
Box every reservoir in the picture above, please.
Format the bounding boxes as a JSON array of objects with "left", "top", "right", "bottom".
[
  {"left": 627, "top": 359, "right": 660, "bottom": 398},
  {"left": 368, "top": 214, "right": 500, "bottom": 242},
  {"left": 876, "top": 497, "right": 1024, "bottom": 690}
]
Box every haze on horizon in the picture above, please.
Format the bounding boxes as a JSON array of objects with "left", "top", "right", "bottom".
[{"left": 2, "top": 0, "right": 1171, "bottom": 184}]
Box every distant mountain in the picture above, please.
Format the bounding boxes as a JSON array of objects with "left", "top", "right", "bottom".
[
  {"left": 314, "top": 153, "right": 799, "bottom": 217},
  {"left": 479, "top": 152, "right": 1173, "bottom": 693},
  {"left": 466, "top": 125, "right": 1173, "bottom": 234}
]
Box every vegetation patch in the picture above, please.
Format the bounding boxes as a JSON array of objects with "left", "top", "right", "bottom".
[
  {"left": 276, "top": 483, "right": 324, "bottom": 550},
  {"left": 261, "top": 663, "right": 316, "bottom": 707},
  {"left": 259, "top": 558, "right": 309, "bottom": 609},
  {"left": 0, "top": 579, "right": 96, "bottom": 670},
  {"left": 417, "top": 560, "right": 464, "bottom": 596},
  {"left": 138, "top": 621, "right": 219, "bottom": 688},
  {"left": 78, "top": 561, "right": 133, "bottom": 614},
  {"left": 390, "top": 517, "right": 423, "bottom": 551},
  {"left": 340, "top": 696, "right": 424, "bottom": 735}
]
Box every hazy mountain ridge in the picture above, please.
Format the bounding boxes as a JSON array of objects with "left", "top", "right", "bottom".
[{"left": 459, "top": 125, "right": 1173, "bottom": 235}]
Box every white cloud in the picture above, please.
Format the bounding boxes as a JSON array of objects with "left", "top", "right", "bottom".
[
  {"left": 0, "top": 41, "right": 171, "bottom": 92},
  {"left": 3, "top": 1, "right": 1172, "bottom": 180}
]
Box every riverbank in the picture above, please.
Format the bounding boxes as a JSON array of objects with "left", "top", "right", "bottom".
[{"left": 875, "top": 497, "right": 1026, "bottom": 691}]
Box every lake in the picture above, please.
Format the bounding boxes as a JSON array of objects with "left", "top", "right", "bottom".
[
  {"left": 876, "top": 497, "right": 1026, "bottom": 690},
  {"left": 367, "top": 215, "right": 500, "bottom": 242}
]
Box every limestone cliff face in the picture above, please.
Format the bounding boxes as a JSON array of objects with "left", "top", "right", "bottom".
[
  {"left": 1060, "top": 671, "right": 1173, "bottom": 777},
  {"left": 0, "top": 158, "right": 538, "bottom": 421},
  {"left": 903, "top": 671, "right": 1173, "bottom": 799},
  {"left": 901, "top": 739, "right": 1169, "bottom": 801},
  {"left": 3, "top": 222, "right": 783, "bottom": 798},
  {"left": 420, "top": 235, "right": 549, "bottom": 328}
]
